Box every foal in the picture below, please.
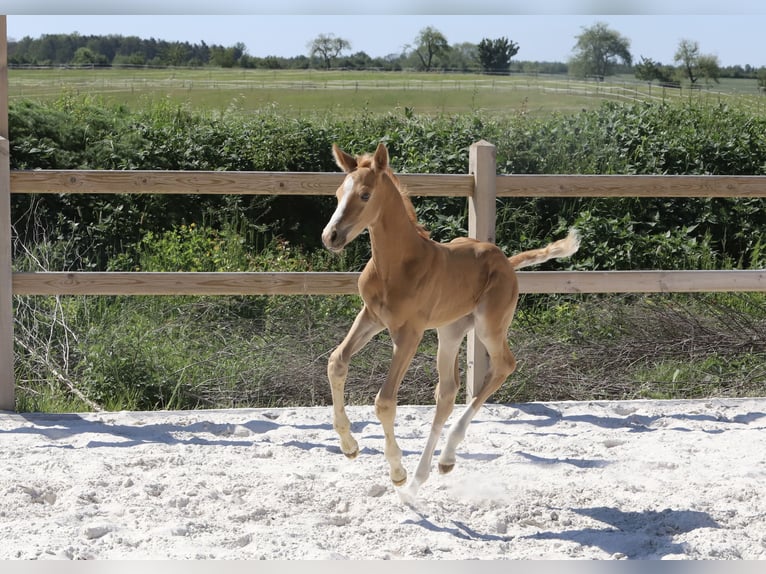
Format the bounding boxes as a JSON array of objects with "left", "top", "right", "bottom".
[{"left": 322, "top": 143, "right": 579, "bottom": 497}]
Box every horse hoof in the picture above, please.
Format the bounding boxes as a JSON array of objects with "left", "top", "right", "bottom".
[
  {"left": 392, "top": 475, "right": 407, "bottom": 487},
  {"left": 343, "top": 448, "right": 359, "bottom": 460},
  {"left": 391, "top": 468, "right": 407, "bottom": 486},
  {"left": 438, "top": 463, "right": 454, "bottom": 474}
]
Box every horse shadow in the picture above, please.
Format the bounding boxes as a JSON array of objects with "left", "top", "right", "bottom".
[
  {"left": 524, "top": 506, "right": 721, "bottom": 559},
  {"left": 403, "top": 511, "right": 513, "bottom": 543},
  {"left": 401, "top": 505, "right": 719, "bottom": 558}
]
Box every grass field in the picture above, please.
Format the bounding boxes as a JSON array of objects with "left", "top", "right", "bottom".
[{"left": 9, "top": 67, "right": 766, "bottom": 117}]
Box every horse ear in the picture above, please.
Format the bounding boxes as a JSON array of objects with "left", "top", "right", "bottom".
[
  {"left": 332, "top": 144, "right": 357, "bottom": 173},
  {"left": 372, "top": 142, "right": 389, "bottom": 171}
]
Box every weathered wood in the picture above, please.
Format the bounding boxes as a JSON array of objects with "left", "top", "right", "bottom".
[
  {"left": 12, "top": 270, "right": 765, "bottom": 297},
  {"left": 497, "top": 174, "right": 766, "bottom": 198},
  {"left": 515, "top": 270, "right": 766, "bottom": 293},
  {"left": 12, "top": 272, "right": 361, "bottom": 296},
  {"left": 466, "top": 141, "right": 497, "bottom": 400},
  {"left": 0, "top": 18, "right": 5, "bottom": 141},
  {"left": 10, "top": 170, "right": 473, "bottom": 197},
  {"left": 0, "top": 16, "right": 14, "bottom": 411},
  {"left": 13, "top": 171, "right": 765, "bottom": 199}
]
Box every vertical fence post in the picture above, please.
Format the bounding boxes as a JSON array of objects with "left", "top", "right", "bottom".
[
  {"left": 466, "top": 140, "right": 496, "bottom": 401},
  {"left": 0, "top": 15, "right": 14, "bottom": 411}
]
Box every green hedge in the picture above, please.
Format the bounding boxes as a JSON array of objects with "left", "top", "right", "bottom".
[{"left": 10, "top": 96, "right": 766, "bottom": 272}]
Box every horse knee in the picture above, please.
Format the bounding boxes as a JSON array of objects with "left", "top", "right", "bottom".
[
  {"left": 374, "top": 393, "right": 396, "bottom": 424},
  {"left": 434, "top": 381, "right": 458, "bottom": 404},
  {"left": 327, "top": 349, "right": 349, "bottom": 382}
]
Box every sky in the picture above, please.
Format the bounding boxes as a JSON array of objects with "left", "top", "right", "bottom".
[{"left": 4, "top": 2, "right": 766, "bottom": 68}]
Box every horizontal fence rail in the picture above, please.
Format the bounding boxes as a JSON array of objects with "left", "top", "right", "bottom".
[
  {"left": 11, "top": 270, "right": 766, "bottom": 297},
  {"left": 10, "top": 171, "right": 766, "bottom": 198},
  {"left": 10, "top": 170, "right": 473, "bottom": 197},
  {"left": 495, "top": 174, "right": 766, "bottom": 198}
]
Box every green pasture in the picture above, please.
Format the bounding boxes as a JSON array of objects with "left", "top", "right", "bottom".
[{"left": 10, "top": 67, "right": 766, "bottom": 117}]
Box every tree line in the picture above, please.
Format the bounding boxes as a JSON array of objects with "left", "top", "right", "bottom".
[
  {"left": 7, "top": 28, "right": 543, "bottom": 74},
  {"left": 8, "top": 33, "right": 250, "bottom": 68},
  {"left": 8, "top": 24, "right": 766, "bottom": 86}
]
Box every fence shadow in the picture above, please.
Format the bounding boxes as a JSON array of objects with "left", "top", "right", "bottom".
[{"left": 485, "top": 402, "right": 766, "bottom": 435}]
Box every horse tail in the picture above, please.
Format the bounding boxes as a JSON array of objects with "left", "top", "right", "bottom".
[{"left": 508, "top": 228, "right": 580, "bottom": 270}]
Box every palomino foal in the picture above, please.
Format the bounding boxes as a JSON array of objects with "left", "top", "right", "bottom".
[{"left": 322, "top": 143, "right": 579, "bottom": 497}]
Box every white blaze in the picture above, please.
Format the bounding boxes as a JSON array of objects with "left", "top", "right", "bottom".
[{"left": 327, "top": 175, "right": 355, "bottom": 228}]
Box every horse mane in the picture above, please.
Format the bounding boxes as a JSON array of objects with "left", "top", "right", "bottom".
[{"left": 357, "top": 153, "right": 431, "bottom": 239}]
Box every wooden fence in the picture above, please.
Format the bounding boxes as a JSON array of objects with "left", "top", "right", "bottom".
[{"left": 2, "top": 16, "right": 766, "bottom": 411}]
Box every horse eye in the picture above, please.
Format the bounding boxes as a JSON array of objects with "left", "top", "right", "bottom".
[{"left": 360, "top": 192, "right": 371, "bottom": 202}]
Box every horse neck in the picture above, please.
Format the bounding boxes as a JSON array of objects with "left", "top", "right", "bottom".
[{"left": 368, "top": 175, "right": 425, "bottom": 273}]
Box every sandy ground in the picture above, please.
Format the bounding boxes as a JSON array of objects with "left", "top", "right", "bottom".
[{"left": 1, "top": 398, "right": 766, "bottom": 560}]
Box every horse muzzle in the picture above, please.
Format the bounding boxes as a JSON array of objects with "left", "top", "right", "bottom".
[{"left": 321, "top": 225, "right": 347, "bottom": 253}]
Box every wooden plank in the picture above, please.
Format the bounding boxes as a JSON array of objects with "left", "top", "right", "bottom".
[
  {"left": 14, "top": 171, "right": 764, "bottom": 199},
  {"left": 0, "top": 15, "right": 13, "bottom": 411},
  {"left": 0, "top": 139, "right": 10, "bottom": 412},
  {"left": 468, "top": 141, "right": 497, "bottom": 244},
  {"left": 11, "top": 270, "right": 766, "bottom": 297},
  {"left": 10, "top": 170, "right": 473, "bottom": 197},
  {"left": 12, "top": 272, "right": 361, "bottom": 296},
  {"left": 0, "top": 20, "right": 5, "bottom": 139},
  {"left": 497, "top": 174, "right": 766, "bottom": 198},
  {"left": 467, "top": 141, "right": 496, "bottom": 400},
  {"left": 515, "top": 270, "right": 766, "bottom": 294}
]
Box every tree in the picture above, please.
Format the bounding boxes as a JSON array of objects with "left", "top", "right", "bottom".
[
  {"left": 411, "top": 26, "right": 449, "bottom": 71},
  {"left": 634, "top": 56, "right": 660, "bottom": 82},
  {"left": 674, "top": 39, "right": 700, "bottom": 84},
  {"left": 72, "top": 47, "right": 107, "bottom": 66},
  {"left": 444, "top": 42, "right": 479, "bottom": 72},
  {"left": 570, "top": 22, "right": 632, "bottom": 79},
  {"left": 477, "top": 37, "right": 519, "bottom": 74},
  {"left": 697, "top": 54, "right": 721, "bottom": 85},
  {"left": 674, "top": 40, "right": 721, "bottom": 86},
  {"left": 163, "top": 43, "right": 190, "bottom": 67},
  {"left": 208, "top": 42, "right": 246, "bottom": 68},
  {"left": 634, "top": 56, "right": 676, "bottom": 85},
  {"left": 336, "top": 51, "right": 373, "bottom": 70},
  {"left": 307, "top": 33, "right": 351, "bottom": 69}
]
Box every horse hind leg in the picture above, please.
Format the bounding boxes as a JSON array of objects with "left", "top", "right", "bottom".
[
  {"left": 438, "top": 327, "right": 517, "bottom": 474},
  {"left": 402, "top": 318, "right": 471, "bottom": 500}
]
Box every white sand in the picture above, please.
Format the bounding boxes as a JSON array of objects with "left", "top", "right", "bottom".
[{"left": 1, "top": 398, "right": 765, "bottom": 560}]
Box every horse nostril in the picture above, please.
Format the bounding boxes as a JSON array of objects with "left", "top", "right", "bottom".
[{"left": 330, "top": 229, "right": 338, "bottom": 242}]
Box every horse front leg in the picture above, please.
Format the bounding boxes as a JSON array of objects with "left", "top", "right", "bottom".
[
  {"left": 328, "top": 306, "right": 383, "bottom": 458},
  {"left": 375, "top": 326, "right": 423, "bottom": 486}
]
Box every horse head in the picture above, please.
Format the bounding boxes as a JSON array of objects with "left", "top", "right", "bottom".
[{"left": 321, "top": 142, "right": 389, "bottom": 252}]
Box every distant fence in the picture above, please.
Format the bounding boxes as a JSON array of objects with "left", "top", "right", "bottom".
[{"left": 2, "top": 17, "right": 766, "bottom": 411}]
